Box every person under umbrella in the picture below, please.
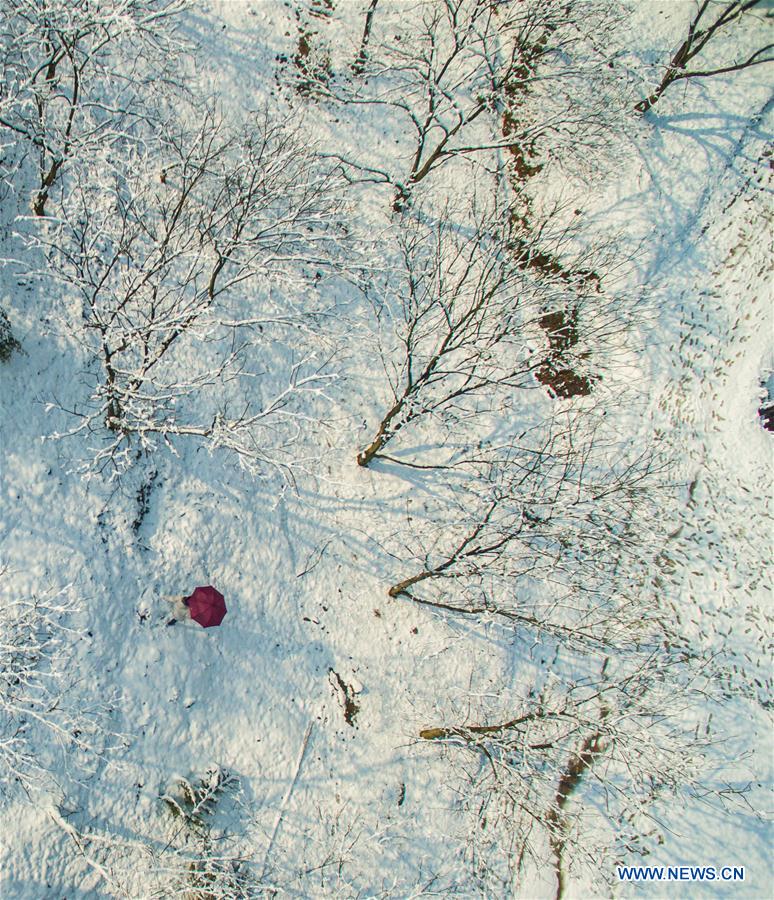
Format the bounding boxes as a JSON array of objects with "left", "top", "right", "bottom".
[{"left": 165, "top": 585, "right": 227, "bottom": 628}]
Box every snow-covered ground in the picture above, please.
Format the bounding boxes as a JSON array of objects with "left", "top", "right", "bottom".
[{"left": 0, "top": 1, "right": 771, "bottom": 897}]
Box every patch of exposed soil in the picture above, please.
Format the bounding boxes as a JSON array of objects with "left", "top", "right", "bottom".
[
  {"left": 329, "top": 668, "right": 359, "bottom": 727},
  {"left": 509, "top": 232, "right": 602, "bottom": 293},
  {"left": 536, "top": 309, "right": 599, "bottom": 399}
]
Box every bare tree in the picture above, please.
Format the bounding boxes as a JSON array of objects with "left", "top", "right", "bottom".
[
  {"left": 313, "top": 0, "right": 619, "bottom": 209},
  {"left": 395, "top": 417, "right": 751, "bottom": 895},
  {"left": 28, "top": 109, "right": 345, "bottom": 478},
  {"left": 388, "top": 396, "right": 765, "bottom": 895},
  {"left": 418, "top": 642, "right": 724, "bottom": 897},
  {"left": 387, "top": 411, "right": 663, "bottom": 655},
  {"left": 357, "top": 207, "right": 538, "bottom": 467},
  {"left": 0, "top": 0, "right": 188, "bottom": 215},
  {"left": 635, "top": 0, "right": 774, "bottom": 113},
  {"left": 356, "top": 205, "right": 614, "bottom": 468}
]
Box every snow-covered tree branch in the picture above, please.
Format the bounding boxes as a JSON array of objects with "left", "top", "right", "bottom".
[
  {"left": 0, "top": 577, "right": 108, "bottom": 797},
  {"left": 357, "top": 203, "right": 619, "bottom": 467},
  {"left": 307, "top": 0, "right": 621, "bottom": 208},
  {"left": 635, "top": 0, "right": 774, "bottom": 113},
  {"left": 0, "top": 0, "right": 189, "bottom": 215},
  {"left": 27, "top": 108, "right": 346, "bottom": 478}
]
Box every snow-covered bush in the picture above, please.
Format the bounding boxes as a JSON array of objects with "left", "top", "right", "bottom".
[
  {"left": 0, "top": 584, "right": 98, "bottom": 796},
  {"left": 0, "top": 305, "right": 20, "bottom": 362},
  {"left": 51, "top": 765, "right": 260, "bottom": 898},
  {"left": 160, "top": 766, "right": 240, "bottom": 834}
]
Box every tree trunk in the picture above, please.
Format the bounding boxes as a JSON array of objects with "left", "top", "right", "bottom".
[
  {"left": 356, "top": 395, "right": 406, "bottom": 466},
  {"left": 634, "top": 70, "right": 678, "bottom": 113},
  {"left": 105, "top": 395, "right": 123, "bottom": 431},
  {"left": 104, "top": 352, "right": 123, "bottom": 431},
  {"left": 32, "top": 189, "right": 49, "bottom": 217},
  {"left": 635, "top": 31, "right": 692, "bottom": 114},
  {"left": 352, "top": 0, "right": 379, "bottom": 75},
  {"left": 392, "top": 181, "right": 412, "bottom": 213},
  {"left": 387, "top": 569, "right": 433, "bottom": 598},
  {"left": 32, "top": 157, "right": 63, "bottom": 216},
  {"left": 547, "top": 731, "right": 605, "bottom": 900}
]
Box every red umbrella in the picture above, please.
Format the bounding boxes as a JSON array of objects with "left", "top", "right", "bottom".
[{"left": 184, "top": 585, "right": 227, "bottom": 628}]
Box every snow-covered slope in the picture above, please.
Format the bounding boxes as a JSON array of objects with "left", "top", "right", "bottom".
[{"left": 0, "top": 1, "right": 771, "bottom": 897}]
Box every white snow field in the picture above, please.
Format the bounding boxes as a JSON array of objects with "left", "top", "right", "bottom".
[{"left": 0, "top": 1, "right": 771, "bottom": 898}]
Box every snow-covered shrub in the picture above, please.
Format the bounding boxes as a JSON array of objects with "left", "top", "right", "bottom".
[
  {"left": 160, "top": 765, "right": 240, "bottom": 834},
  {"left": 49, "top": 765, "right": 259, "bottom": 898},
  {"left": 0, "top": 585, "right": 99, "bottom": 796},
  {"left": 0, "top": 306, "right": 19, "bottom": 362}
]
